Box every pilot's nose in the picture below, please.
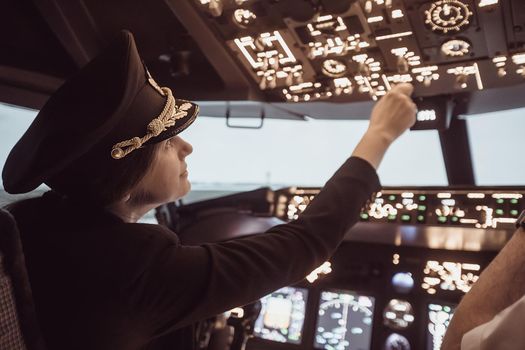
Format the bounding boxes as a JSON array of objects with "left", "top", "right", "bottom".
[{"left": 180, "top": 137, "right": 193, "bottom": 157}]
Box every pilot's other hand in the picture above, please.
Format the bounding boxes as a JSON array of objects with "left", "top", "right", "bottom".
[{"left": 367, "top": 83, "right": 417, "bottom": 144}]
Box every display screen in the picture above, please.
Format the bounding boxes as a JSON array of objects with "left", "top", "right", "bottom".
[
  {"left": 427, "top": 303, "right": 456, "bottom": 350},
  {"left": 314, "top": 290, "right": 375, "bottom": 350},
  {"left": 253, "top": 286, "right": 308, "bottom": 344},
  {"left": 411, "top": 95, "right": 452, "bottom": 131}
]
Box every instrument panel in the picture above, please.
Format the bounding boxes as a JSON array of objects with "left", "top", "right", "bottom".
[
  {"left": 275, "top": 187, "right": 525, "bottom": 230},
  {"left": 191, "top": 0, "right": 525, "bottom": 102},
  {"left": 245, "top": 240, "right": 497, "bottom": 350},
  {"left": 243, "top": 186, "right": 521, "bottom": 349}
]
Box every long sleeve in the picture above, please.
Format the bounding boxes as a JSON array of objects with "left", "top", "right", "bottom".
[{"left": 130, "top": 157, "right": 381, "bottom": 337}]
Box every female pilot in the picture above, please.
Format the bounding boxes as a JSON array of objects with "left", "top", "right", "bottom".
[{"left": 2, "top": 31, "right": 416, "bottom": 349}]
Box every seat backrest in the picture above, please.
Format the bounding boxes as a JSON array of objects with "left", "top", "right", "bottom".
[{"left": 0, "top": 209, "right": 46, "bottom": 350}]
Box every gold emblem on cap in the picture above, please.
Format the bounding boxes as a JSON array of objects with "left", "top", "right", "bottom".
[
  {"left": 146, "top": 68, "right": 166, "bottom": 97},
  {"left": 110, "top": 86, "right": 192, "bottom": 159}
]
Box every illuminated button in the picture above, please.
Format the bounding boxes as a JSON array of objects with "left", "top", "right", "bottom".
[
  {"left": 417, "top": 215, "right": 425, "bottom": 222},
  {"left": 438, "top": 216, "right": 447, "bottom": 224},
  {"left": 451, "top": 216, "right": 459, "bottom": 223},
  {"left": 401, "top": 214, "right": 411, "bottom": 222},
  {"left": 419, "top": 195, "right": 427, "bottom": 201},
  {"left": 388, "top": 214, "right": 397, "bottom": 221},
  {"left": 361, "top": 213, "right": 370, "bottom": 220},
  {"left": 495, "top": 209, "right": 504, "bottom": 216},
  {"left": 389, "top": 195, "right": 397, "bottom": 201},
  {"left": 497, "top": 198, "right": 504, "bottom": 204},
  {"left": 511, "top": 199, "right": 519, "bottom": 205},
  {"left": 511, "top": 210, "right": 519, "bottom": 217},
  {"left": 418, "top": 205, "right": 427, "bottom": 211}
]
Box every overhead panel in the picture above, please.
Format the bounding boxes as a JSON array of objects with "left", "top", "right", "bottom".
[{"left": 190, "top": 0, "right": 525, "bottom": 103}]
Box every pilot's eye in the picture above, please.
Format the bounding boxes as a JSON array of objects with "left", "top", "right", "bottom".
[{"left": 165, "top": 138, "right": 175, "bottom": 148}]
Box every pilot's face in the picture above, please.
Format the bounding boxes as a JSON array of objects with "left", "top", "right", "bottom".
[{"left": 134, "top": 135, "right": 193, "bottom": 205}]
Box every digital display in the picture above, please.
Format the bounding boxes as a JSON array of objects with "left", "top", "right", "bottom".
[
  {"left": 253, "top": 286, "right": 308, "bottom": 344},
  {"left": 427, "top": 303, "right": 456, "bottom": 350},
  {"left": 411, "top": 95, "right": 452, "bottom": 131},
  {"left": 314, "top": 290, "right": 375, "bottom": 350}
]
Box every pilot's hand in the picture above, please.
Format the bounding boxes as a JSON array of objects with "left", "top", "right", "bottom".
[{"left": 367, "top": 83, "right": 417, "bottom": 144}]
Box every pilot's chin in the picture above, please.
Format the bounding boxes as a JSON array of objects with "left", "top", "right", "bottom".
[{"left": 180, "top": 181, "right": 191, "bottom": 199}]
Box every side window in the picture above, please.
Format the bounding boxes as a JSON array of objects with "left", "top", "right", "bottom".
[
  {"left": 466, "top": 108, "right": 525, "bottom": 185},
  {"left": 0, "top": 103, "right": 45, "bottom": 206}
]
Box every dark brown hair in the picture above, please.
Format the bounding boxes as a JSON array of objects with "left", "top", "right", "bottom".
[{"left": 46, "top": 142, "right": 162, "bottom": 207}]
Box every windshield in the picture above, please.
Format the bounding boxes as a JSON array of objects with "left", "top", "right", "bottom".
[
  {"left": 3, "top": 102, "right": 523, "bottom": 206},
  {"left": 182, "top": 115, "right": 448, "bottom": 192},
  {"left": 466, "top": 107, "right": 525, "bottom": 186}
]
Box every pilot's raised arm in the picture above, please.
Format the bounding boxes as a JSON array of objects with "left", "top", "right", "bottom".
[
  {"left": 3, "top": 31, "right": 416, "bottom": 349},
  {"left": 119, "top": 83, "right": 416, "bottom": 334}
]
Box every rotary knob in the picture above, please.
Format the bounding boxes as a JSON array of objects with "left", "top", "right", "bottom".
[{"left": 425, "top": 0, "right": 473, "bottom": 34}]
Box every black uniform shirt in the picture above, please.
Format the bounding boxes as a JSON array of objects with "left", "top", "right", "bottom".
[{"left": 8, "top": 157, "right": 380, "bottom": 349}]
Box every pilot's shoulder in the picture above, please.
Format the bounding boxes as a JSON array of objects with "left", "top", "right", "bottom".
[
  {"left": 109, "top": 222, "right": 180, "bottom": 247},
  {"left": 4, "top": 195, "right": 43, "bottom": 212}
]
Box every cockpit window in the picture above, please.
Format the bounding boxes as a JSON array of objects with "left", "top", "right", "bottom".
[
  {"left": 0, "top": 103, "right": 452, "bottom": 204},
  {"left": 466, "top": 107, "right": 525, "bottom": 186},
  {"left": 0, "top": 103, "right": 46, "bottom": 206},
  {"left": 0, "top": 103, "right": 37, "bottom": 169},
  {"left": 183, "top": 114, "right": 448, "bottom": 194}
]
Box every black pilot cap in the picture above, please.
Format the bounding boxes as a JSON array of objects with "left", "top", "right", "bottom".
[{"left": 2, "top": 30, "right": 199, "bottom": 194}]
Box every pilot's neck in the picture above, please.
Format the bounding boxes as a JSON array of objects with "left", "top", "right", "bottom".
[{"left": 105, "top": 196, "right": 157, "bottom": 223}]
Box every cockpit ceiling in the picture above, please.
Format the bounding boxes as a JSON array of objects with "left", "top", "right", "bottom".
[{"left": 0, "top": 0, "right": 524, "bottom": 114}]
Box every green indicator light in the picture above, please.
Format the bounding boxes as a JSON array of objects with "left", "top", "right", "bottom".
[
  {"left": 388, "top": 195, "right": 396, "bottom": 201},
  {"left": 438, "top": 216, "right": 447, "bottom": 223},
  {"left": 401, "top": 215, "right": 411, "bottom": 222},
  {"left": 418, "top": 205, "right": 427, "bottom": 211},
  {"left": 496, "top": 198, "right": 504, "bottom": 204},
  {"left": 388, "top": 214, "right": 397, "bottom": 221},
  {"left": 417, "top": 215, "right": 425, "bottom": 222},
  {"left": 451, "top": 216, "right": 459, "bottom": 223},
  {"left": 511, "top": 199, "right": 519, "bottom": 205},
  {"left": 360, "top": 213, "right": 369, "bottom": 220},
  {"left": 495, "top": 209, "right": 504, "bottom": 216},
  {"left": 511, "top": 210, "right": 519, "bottom": 216},
  {"left": 419, "top": 195, "right": 427, "bottom": 201}
]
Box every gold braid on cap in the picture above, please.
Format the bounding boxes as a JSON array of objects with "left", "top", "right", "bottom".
[{"left": 110, "top": 86, "right": 192, "bottom": 160}]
